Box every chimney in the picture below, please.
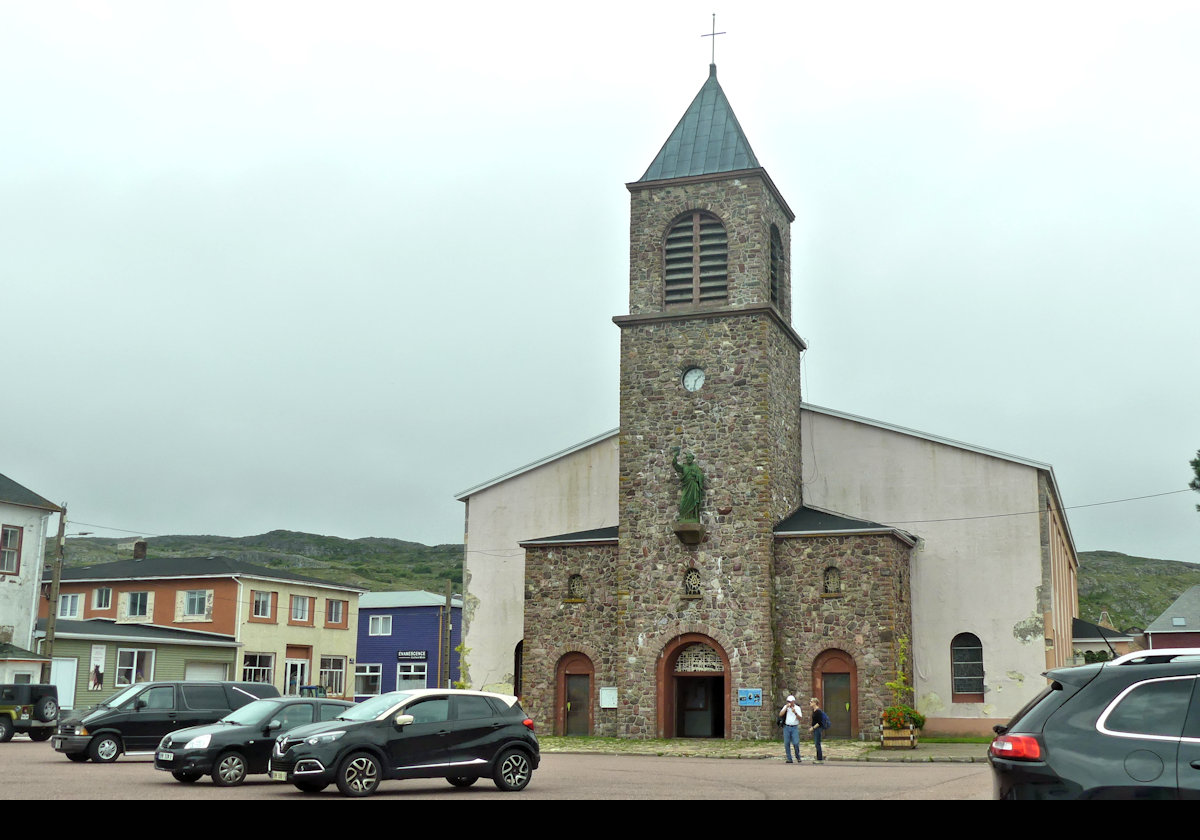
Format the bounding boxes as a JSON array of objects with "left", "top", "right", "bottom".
[{"left": 133, "top": 540, "right": 148, "bottom": 560}]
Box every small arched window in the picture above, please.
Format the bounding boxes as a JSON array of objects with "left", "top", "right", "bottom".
[
  {"left": 769, "top": 224, "right": 783, "bottom": 306},
  {"left": 951, "top": 632, "right": 984, "bottom": 703},
  {"left": 567, "top": 574, "right": 585, "bottom": 600},
  {"left": 683, "top": 568, "right": 702, "bottom": 597},
  {"left": 664, "top": 211, "right": 728, "bottom": 306},
  {"left": 822, "top": 566, "right": 841, "bottom": 595}
]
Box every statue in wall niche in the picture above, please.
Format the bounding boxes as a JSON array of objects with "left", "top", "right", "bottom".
[{"left": 670, "top": 446, "right": 705, "bottom": 522}]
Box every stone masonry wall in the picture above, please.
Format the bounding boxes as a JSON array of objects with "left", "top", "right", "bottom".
[
  {"left": 773, "top": 534, "right": 914, "bottom": 736},
  {"left": 522, "top": 542, "right": 620, "bottom": 735}
]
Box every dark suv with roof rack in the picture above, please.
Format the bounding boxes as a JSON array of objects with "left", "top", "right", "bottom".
[{"left": 989, "top": 648, "right": 1200, "bottom": 799}]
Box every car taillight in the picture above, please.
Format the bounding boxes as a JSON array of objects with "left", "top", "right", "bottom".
[
  {"left": 522, "top": 718, "right": 536, "bottom": 732},
  {"left": 989, "top": 733, "right": 1042, "bottom": 761}
]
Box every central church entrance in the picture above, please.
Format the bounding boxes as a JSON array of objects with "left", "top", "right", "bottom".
[{"left": 658, "top": 635, "right": 729, "bottom": 738}]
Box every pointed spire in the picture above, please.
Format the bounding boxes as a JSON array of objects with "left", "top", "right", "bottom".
[{"left": 639, "top": 65, "right": 761, "bottom": 182}]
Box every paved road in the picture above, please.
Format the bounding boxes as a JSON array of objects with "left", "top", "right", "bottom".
[{"left": 0, "top": 738, "right": 992, "bottom": 800}]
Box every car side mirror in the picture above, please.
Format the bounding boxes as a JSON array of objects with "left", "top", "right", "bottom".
[
  {"left": 135, "top": 699, "right": 147, "bottom": 711},
  {"left": 393, "top": 713, "right": 414, "bottom": 727},
  {"left": 265, "top": 719, "right": 282, "bottom": 734}
]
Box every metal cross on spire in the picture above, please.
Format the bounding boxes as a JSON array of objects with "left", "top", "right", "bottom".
[{"left": 702, "top": 13, "right": 726, "bottom": 65}]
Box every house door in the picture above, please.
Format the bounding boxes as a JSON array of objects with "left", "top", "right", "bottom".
[
  {"left": 823, "top": 673, "right": 852, "bottom": 738},
  {"left": 675, "top": 676, "right": 723, "bottom": 738},
  {"left": 50, "top": 658, "right": 77, "bottom": 710},
  {"left": 565, "top": 674, "right": 590, "bottom": 736},
  {"left": 284, "top": 660, "right": 309, "bottom": 695}
]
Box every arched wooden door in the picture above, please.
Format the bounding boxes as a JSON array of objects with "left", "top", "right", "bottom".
[
  {"left": 657, "top": 634, "right": 730, "bottom": 739},
  {"left": 555, "top": 652, "right": 594, "bottom": 736},
  {"left": 812, "top": 649, "right": 857, "bottom": 738}
]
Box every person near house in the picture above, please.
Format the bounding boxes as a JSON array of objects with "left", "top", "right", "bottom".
[
  {"left": 778, "top": 695, "right": 804, "bottom": 763},
  {"left": 809, "top": 697, "right": 832, "bottom": 762}
]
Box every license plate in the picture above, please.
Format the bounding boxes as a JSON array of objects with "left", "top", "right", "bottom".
[
  {"left": 157, "top": 751, "right": 174, "bottom": 762},
  {"left": 270, "top": 770, "right": 288, "bottom": 782}
]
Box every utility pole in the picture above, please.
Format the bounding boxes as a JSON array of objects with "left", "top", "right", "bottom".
[{"left": 41, "top": 503, "right": 67, "bottom": 683}]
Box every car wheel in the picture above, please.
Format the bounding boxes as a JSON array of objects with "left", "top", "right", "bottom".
[
  {"left": 172, "top": 771, "right": 202, "bottom": 783},
  {"left": 89, "top": 735, "right": 121, "bottom": 763},
  {"left": 336, "top": 752, "right": 381, "bottom": 797},
  {"left": 28, "top": 728, "right": 52, "bottom": 742},
  {"left": 66, "top": 752, "right": 90, "bottom": 762},
  {"left": 447, "top": 776, "right": 479, "bottom": 788},
  {"left": 212, "top": 751, "right": 248, "bottom": 786},
  {"left": 0, "top": 717, "right": 14, "bottom": 743},
  {"left": 294, "top": 780, "right": 329, "bottom": 793},
  {"left": 33, "top": 696, "right": 58, "bottom": 723},
  {"left": 492, "top": 748, "right": 533, "bottom": 792}
]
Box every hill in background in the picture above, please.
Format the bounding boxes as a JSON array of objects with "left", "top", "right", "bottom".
[
  {"left": 1077, "top": 550, "right": 1200, "bottom": 632},
  {"left": 51, "top": 530, "right": 462, "bottom": 594},
  {"left": 48, "top": 534, "right": 1198, "bottom": 629}
]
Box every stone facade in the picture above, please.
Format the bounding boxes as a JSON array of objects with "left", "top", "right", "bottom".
[{"left": 774, "top": 534, "right": 914, "bottom": 736}]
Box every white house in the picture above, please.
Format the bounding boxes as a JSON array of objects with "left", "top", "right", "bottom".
[{"left": 0, "top": 472, "right": 61, "bottom": 683}]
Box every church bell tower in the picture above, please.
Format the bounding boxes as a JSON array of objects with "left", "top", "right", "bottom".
[{"left": 613, "top": 64, "right": 807, "bottom": 739}]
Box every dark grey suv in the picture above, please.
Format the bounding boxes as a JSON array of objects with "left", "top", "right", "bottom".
[
  {"left": 989, "top": 648, "right": 1200, "bottom": 799},
  {"left": 269, "top": 689, "right": 540, "bottom": 796}
]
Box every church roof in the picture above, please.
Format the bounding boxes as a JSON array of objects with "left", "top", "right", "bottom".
[
  {"left": 774, "top": 505, "right": 918, "bottom": 546},
  {"left": 0, "top": 472, "right": 61, "bottom": 513},
  {"left": 519, "top": 526, "right": 619, "bottom": 547},
  {"left": 639, "top": 65, "right": 760, "bottom": 182}
]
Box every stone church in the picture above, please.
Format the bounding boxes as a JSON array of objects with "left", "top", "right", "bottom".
[{"left": 457, "top": 65, "right": 1079, "bottom": 739}]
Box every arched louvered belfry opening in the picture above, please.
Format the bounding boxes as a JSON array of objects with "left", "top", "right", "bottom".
[{"left": 663, "top": 211, "right": 728, "bottom": 306}]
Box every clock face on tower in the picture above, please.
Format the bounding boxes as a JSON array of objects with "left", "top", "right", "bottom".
[{"left": 682, "top": 366, "right": 706, "bottom": 392}]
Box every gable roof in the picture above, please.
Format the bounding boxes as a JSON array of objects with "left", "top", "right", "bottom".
[
  {"left": 519, "top": 526, "right": 619, "bottom": 547},
  {"left": 1145, "top": 585, "right": 1200, "bottom": 634},
  {"left": 773, "top": 505, "right": 918, "bottom": 546},
  {"left": 639, "top": 65, "right": 760, "bottom": 182},
  {"left": 0, "top": 473, "right": 62, "bottom": 513},
  {"left": 1072, "top": 617, "right": 1133, "bottom": 643},
  {"left": 51, "top": 555, "right": 366, "bottom": 593}
]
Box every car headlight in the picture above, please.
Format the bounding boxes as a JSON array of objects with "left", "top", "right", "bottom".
[
  {"left": 305, "top": 730, "right": 345, "bottom": 745},
  {"left": 184, "top": 733, "right": 211, "bottom": 750}
]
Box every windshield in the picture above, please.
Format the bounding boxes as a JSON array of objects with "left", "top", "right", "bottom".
[
  {"left": 338, "top": 692, "right": 415, "bottom": 721},
  {"left": 98, "top": 685, "right": 144, "bottom": 709},
  {"left": 221, "top": 699, "right": 283, "bottom": 726}
]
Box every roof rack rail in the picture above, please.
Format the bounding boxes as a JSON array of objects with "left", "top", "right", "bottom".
[{"left": 1110, "top": 648, "right": 1200, "bottom": 666}]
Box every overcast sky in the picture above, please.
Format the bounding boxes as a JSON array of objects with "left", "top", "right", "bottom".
[{"left": 4, "top": 1, "right": 1198, "bottom": 564}]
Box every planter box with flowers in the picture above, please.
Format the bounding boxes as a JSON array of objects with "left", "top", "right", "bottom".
[{"left": 880, "top": 637, "right": 924, "bottom": 749}]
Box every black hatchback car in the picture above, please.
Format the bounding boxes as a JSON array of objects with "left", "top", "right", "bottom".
[
  {"left": 154, "top": 696, "right": 353, "bottom": 785},
  {"left": 269, "top": 689, "right": 539, "bottom": 796},
  {"left": 989, "top": 648, "right": 1200, "bottom": 799}
]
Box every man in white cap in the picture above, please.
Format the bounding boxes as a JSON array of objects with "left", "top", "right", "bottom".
[{"left": 778, "top": 694, "right": 804, "bottom": 763}]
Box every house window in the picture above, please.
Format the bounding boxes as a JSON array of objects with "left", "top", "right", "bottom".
[
  {"left": 951, "top": 632, "right": 985, "bottom": 703},
  {"left": 769, "top": 224, "right": 783, "bottom": 305},
  {"left": 683, "top": 568, "right": 702, "bottom": 597},
  {"left": 116, "top": 649, "right": 154, "bottom": 686},
  {"left": 355, "top": 664, "right": 382, "bottom": 696},
  {"left": 369, "top": 615, "right": 392, "bottom": 636},
  {"left": 0, "top": 525, "right": 21, "bottom": 574},
  {"left": 242, "top": 653, "right": 274, "bottom": 684},
  {"left": 127, "top": 592, "right": 150, "bottom": 617},
  {"left": 320, "top": 656, "right": 346, "bottom": 696},
  {"left": 664, "top": 210, "right": 728, "bottom": 306},
  {"left": 253, "top": 591, "right": 273, "bottom": 619},
  {"left": 290, "top": 596, "right": 311, "bottom": 623},
  {"left": 823, "top": 567, "right": 842, "bottom": 595},
  {"left": 58, "top": 593, "right": 81, "bottom": 619},
  {"left": 183, "top": 590, "right": 208, "bottom": 617},
  {"left": 93, "top": 588, "right": 112, "bottom": 610},
  {"left": 326, "top": 599, "right": 345, "bottom": 625},
  {"left": 397, "top": 662, "right": 427, "bottom": 691}
]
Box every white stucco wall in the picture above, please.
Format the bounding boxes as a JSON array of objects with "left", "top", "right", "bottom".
[
  {"left": 801, "top": 407, "right": 1057, "bottom": 724},
  {"left": 459, "top": 433, "right": 619, "bottom": 694},
  {"left": 0, "top": 503, "right": 55, "bottom": 652}
]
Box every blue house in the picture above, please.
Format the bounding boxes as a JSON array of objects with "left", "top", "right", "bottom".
[{"left": 354, "top": 591, "right": 461, "bottom": 699}]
